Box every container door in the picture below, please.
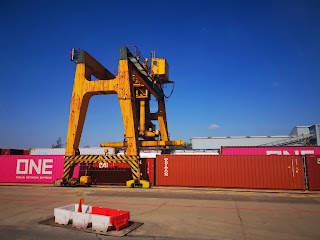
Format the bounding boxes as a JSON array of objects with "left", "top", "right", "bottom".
[
  {"left": 146, "top": 158, "right": 155, "bottom": 186},
  {"left": 289, "top": 157, "right": 305, "bottom": 190},
  {"left": 307, "top": 155, "right": 320, "bottom": 191}
]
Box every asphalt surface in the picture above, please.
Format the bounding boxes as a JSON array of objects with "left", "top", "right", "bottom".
[
  {"left": 0, "top": 185, "right": 320, "bottom": 240},
  {"left": 88, "top": 186, "right": 320, "bottom": 204}
]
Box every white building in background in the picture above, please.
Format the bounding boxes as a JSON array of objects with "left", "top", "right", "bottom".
[{"left": 191, "top": 124, "right": 320, "bottom": 149}]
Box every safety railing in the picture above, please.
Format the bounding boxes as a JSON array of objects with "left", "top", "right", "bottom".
[{"left": 125, "top": 45, "right": 151, "bottom": 74}]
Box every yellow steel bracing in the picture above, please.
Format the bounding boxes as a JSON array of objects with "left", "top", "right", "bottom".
[
  {"left": 100, "top": 140, "right": 186, "bottom": 148},
  {"left": 126, "top": 160, "right": 140, "bottom": 180},
  {"left": 64, "top": 155, "right": 139, "bottom": 161},
  {"left": 152, "top": 100, "right": 169, "bottom": 143},
  {"left": 63, "top": 159, "right": 74, "bottom": 180},
  {"left": 63, "top": 46, "right": 185, "bottom": 187}
]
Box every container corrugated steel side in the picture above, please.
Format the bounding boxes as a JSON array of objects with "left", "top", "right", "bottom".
[
  {"left": 139, "top": 158, "right": 155, "bottom": 186},
  {"left": 156, "top": 155, "right": 305, "bottom": 190},
  {"left": 0, "top": 149, "right": 29, "bottom": 155},
  {"left": 192, "top": 136, "right": 290, "bottom": 149},
  {"left": 171, "top": 149, "right": 220, "bottom": 155},
  {"left": 221, "top": 146, "right": 320, "bottom": 155},
  {"left": 9, "top": 149, "right": 24, "bottom": 155},
  {"left": 306, "top": 155, "right": 320, "bottom": 191},
  {"left": 0, "top": 155, "right": 79, "bottom": 184},
  {"left": 146, "top": 158, "right": 155, "bottom": 186},
  {"left": 84, "top": 168, "right": 132, "bottom": 185},
  {"left": 30, "top": 147, "right": 115, "bottom": 155},
  {"left": 23, "top": 149, "right": 30, "bottom": 155},
  {"left": 1, "top": 149, "right": 11, "bottom": 155}
]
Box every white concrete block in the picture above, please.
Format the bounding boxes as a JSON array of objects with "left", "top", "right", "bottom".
[{"left": 91, "top": 214, "right": 111, "bottom": 233}]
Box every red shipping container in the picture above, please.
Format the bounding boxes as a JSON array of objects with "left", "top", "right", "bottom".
[
  {"left": 1, "top": 149, "right": 11, "bottom": 155},
  {"left": 9, "top": 149, "right": 24, "bottom": 155},
  {"left": 138, "top": 158, "right": 155, "bottom": 186},
  {"left": 306, "top": 155, "right": 320, "bottom": 191},
  {"left": 156, "top": 155, "right": 305, "bottom": 190},
  {"left": 80, "top": 159, "right": 150, "bottom": 185},
  {"left": 0, "top": 155, "right": 79, "bottom": 184},
  {"left": 221, "top": 146, "right": 320, "bottom": 155},
  {"left": 89, "top": 169, "right": 132, "bottom": 185},
  {"left": 23, "top": 150, "right": 30, "bottom": 155},
  {"left": 146, "top": 158, "right": 155, "bottom": 186},
  {"left": 85, "top": 160, "right": 149, "bottom": 185}
]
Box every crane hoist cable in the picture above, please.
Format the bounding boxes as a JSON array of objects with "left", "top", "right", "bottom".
[{"left": 162, "top": 82, "right": 175, "bottom": 99}]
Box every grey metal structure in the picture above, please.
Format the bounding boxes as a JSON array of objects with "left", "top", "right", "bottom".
[
  {"left": 289, "top": 126, "right": 310, "bottom": 136},
  {"left": 309, "top": 124, "right": 320, "bottom": 146},
  {"left": 260, "top": 134, "right": 314, "bottom": 146},
  {"left": 191, "top": 124, "right": 320, "bottom": 149},
  {"left": 191, "top": 136, "right": 290, "bottom": 149}
]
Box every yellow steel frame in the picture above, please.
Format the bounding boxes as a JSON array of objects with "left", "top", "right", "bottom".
[
  {"left": 65, "top": 53, "right": 139, "bottom": 157},
  {"left": 64, "top": 46, "right": 185, "bottom": 185}
]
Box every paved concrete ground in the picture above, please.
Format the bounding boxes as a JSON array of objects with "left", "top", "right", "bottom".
[{"left": 0, "top": 185, "right": 320, "bottom": 240}]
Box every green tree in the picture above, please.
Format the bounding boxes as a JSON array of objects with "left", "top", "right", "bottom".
[
  {"left": 52, "top": 137, "right": 63, "bottom": 148},
  {"left": 185, "top": 142, "right": 192, "bottom": 149}
]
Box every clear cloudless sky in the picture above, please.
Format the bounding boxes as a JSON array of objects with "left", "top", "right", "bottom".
[{"left": 0, "top": 0, "right": 319, "bottom": 149}]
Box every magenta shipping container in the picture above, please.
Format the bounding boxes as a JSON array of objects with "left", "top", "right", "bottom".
[
  {"left": 0, "top": 155, "right": 79, "bottom": 184},
  {"left": 221, "top": 146, "right": 320, "bottom": 155}
]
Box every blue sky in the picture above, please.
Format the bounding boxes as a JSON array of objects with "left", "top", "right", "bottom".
[{"left": 0, "top": 0, "right": 319, "bottom": 149}]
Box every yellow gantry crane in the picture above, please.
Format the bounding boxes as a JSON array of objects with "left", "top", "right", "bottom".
[{"left": 59, "top": 46, "right": 185, "bottom": 188}]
